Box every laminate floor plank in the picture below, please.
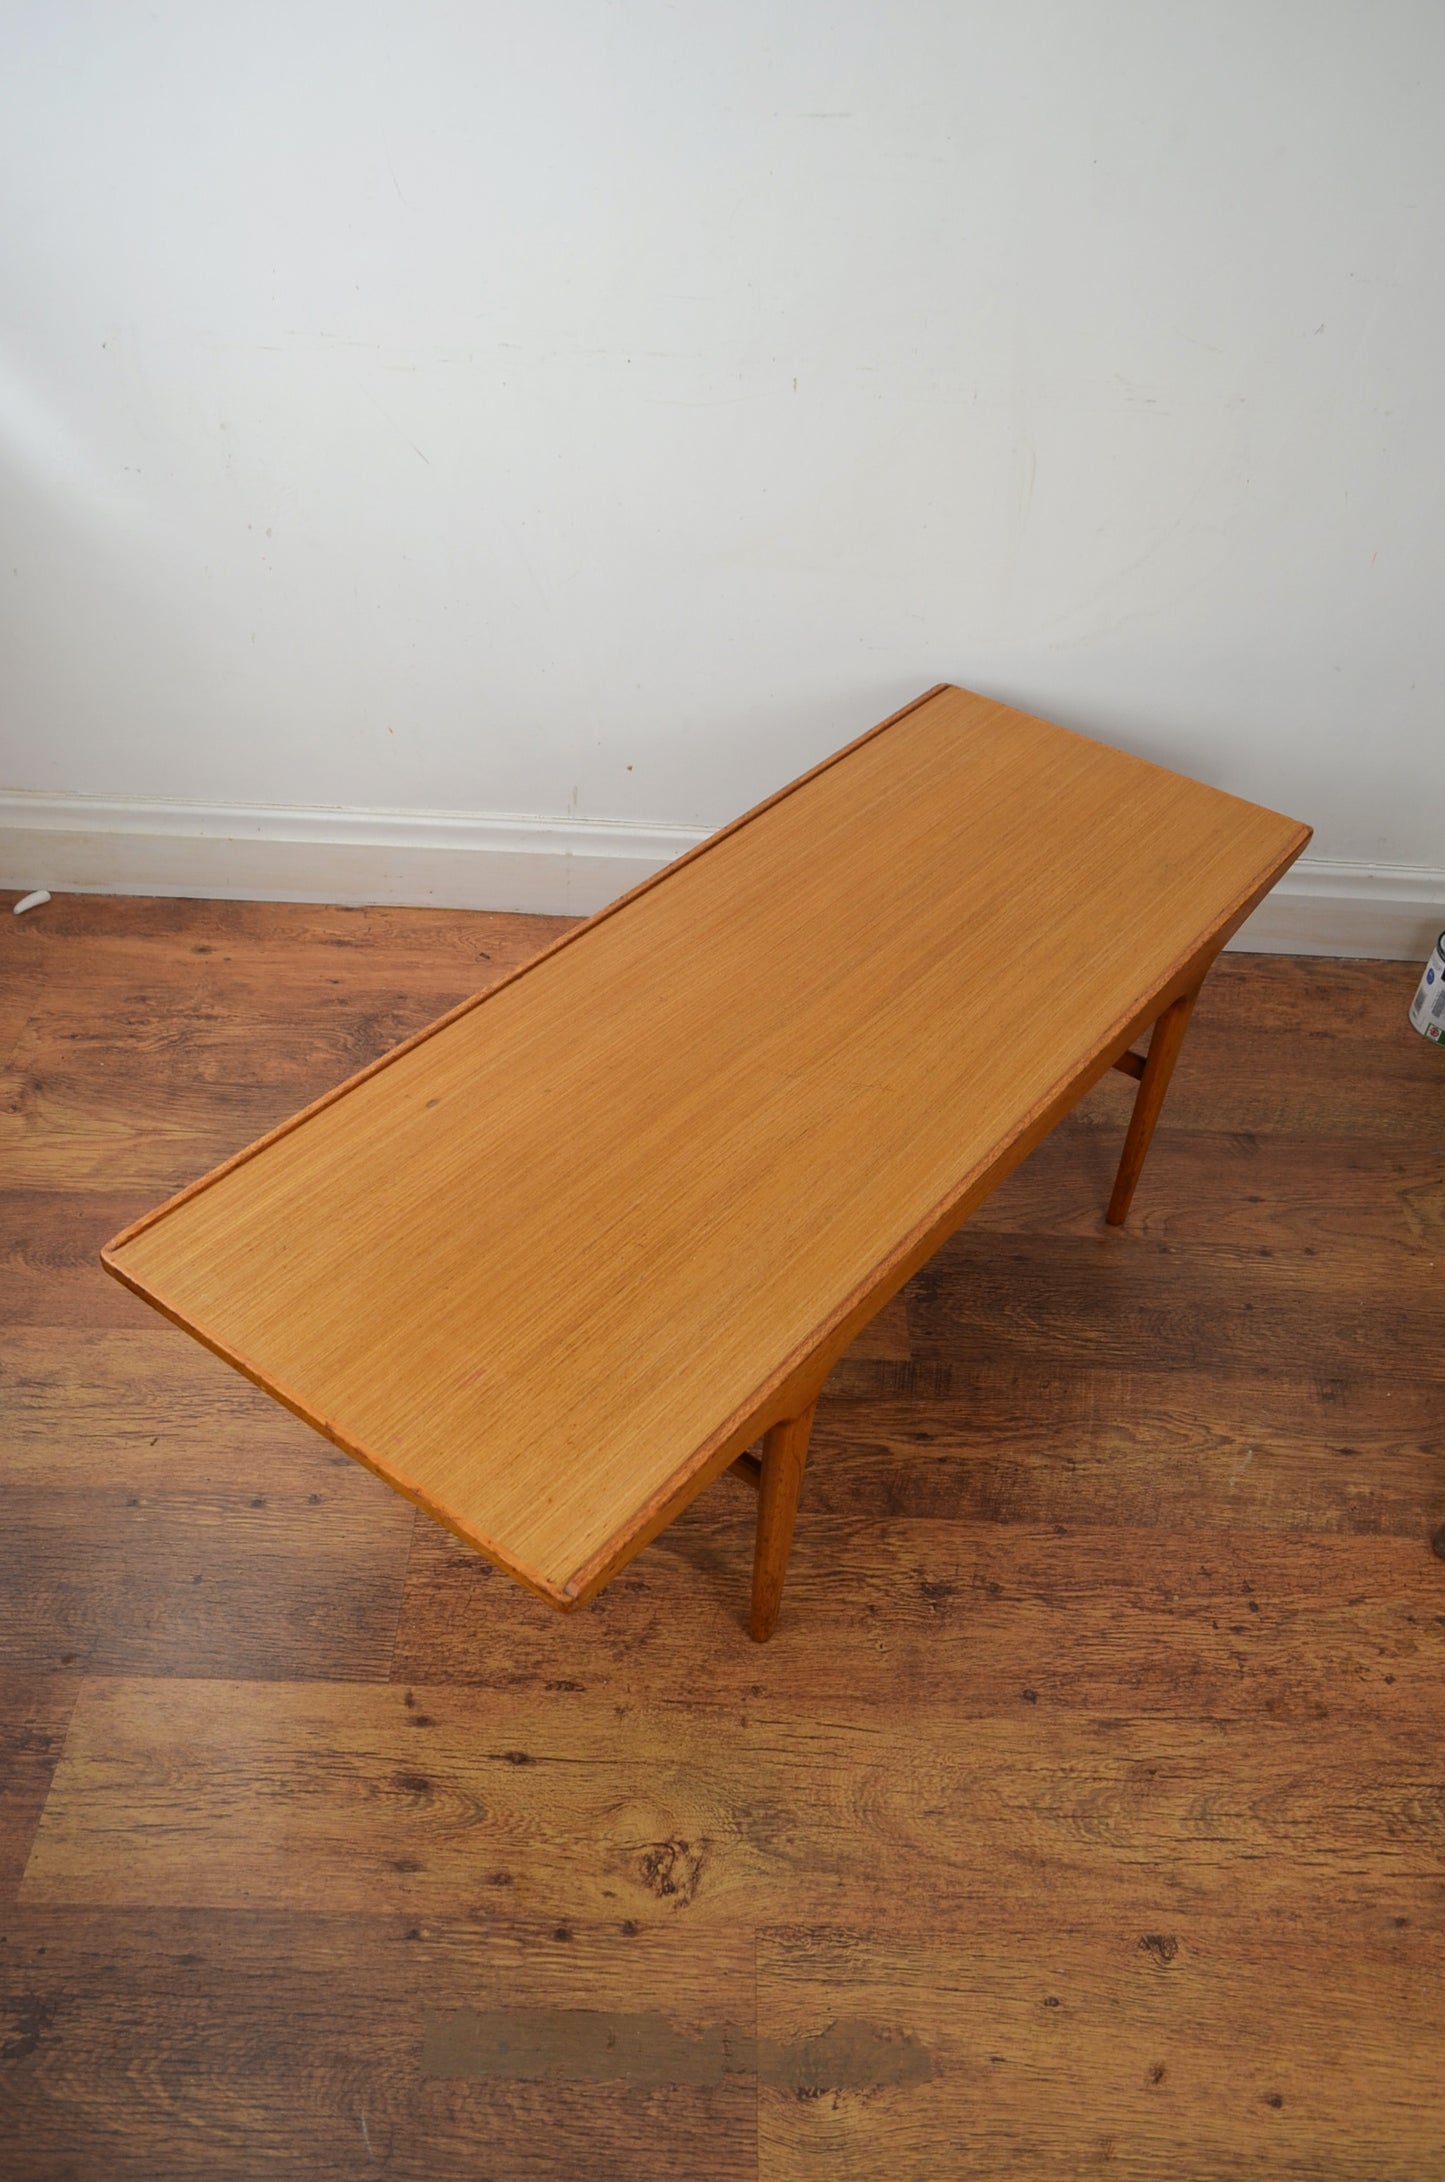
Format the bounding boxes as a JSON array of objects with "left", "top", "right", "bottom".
[
  {"left": 756, "top": 1920, "right": 1444, "bottom": 2181},
  {"left": 0, "top": 1676, "right": 79, "bottom": 1903},
  {"left": 1069, "top": 953, "right": 1440, "bottom": 1142},
  {"left": 3, "top": 1329, "right": 344, "bottom": 1482},
  {"left": 806, "top": 1366, "right": 1444, "bottom": 1534},
  {"left": 0, "top": 891, "right": 567, "bottom": 992},
  {"left": 0, "top": 991, "right": 35, "bottom": 1076},
  {"left": 21, "top": 1677, "right": 1441, "bottom": 1926},
  {"left": 1071, "top": 1053, "right": 1436, "bottom": 1142},
  {"left": 0, "top": 1907, "right": 755, "bottom": 2182},
  {"left": 970, "top": 1122, "right": 1444, "bottom": 1258},
  {"left": 1192, "top": 950, "right": 1426, "bottom": 1040},
  {"left": 0, "top": 1487, "right": 414, "bottom": 1679},
  {"left": 0, "top": 1196, "right": 159, "bottom": 1326},
  {"left": 393, "top": 1515, "right": 1445, "bottom": 1718},
  {"left": 904, "top": 1228, "right": 1439, "bottom": 1382}
]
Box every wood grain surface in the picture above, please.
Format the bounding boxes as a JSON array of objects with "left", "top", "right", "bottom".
[
  {"left": 2, "top": 890, "right": 1442, "bottom": 2180},
  {"left": 757, "top": 1920, "right": 1442, "bottom": 2181},
  {"left": 101, "top": 690, "right": 1307, "bottom": 1606}
]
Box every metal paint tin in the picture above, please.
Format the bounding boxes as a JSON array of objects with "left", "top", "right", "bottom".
[{"left": 1408, "top": 930, "right": 1445, "bottom": 1043}]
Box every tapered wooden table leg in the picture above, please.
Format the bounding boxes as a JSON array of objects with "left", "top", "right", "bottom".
[
  {"left": 748, "top": 1401, "right": 817, "bottom": 1642},
  {"left": 1106, "top": 988, "right": 1198, "bottom": 1227}
]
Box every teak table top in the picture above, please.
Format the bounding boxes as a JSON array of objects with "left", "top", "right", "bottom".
[{"left": 103, "top": 687, "right": 1310, "bottom": 1609}]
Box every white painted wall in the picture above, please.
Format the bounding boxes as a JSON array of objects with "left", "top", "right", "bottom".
[{"left": 1, "top": 1, "right": 1442, "bottom": 935}]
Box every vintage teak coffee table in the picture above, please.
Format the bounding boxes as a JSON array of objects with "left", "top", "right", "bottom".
[{"left": 103, "top": 687, "right": 1310, "bottom": 1640}]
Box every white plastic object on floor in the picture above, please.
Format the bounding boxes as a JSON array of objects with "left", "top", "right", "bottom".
[
  {"left": 12, "top": 889, "right": 51, "bottom": 916},
  {"left": 1408, "top": 929, "right": 1445, "bottom": 1043}
]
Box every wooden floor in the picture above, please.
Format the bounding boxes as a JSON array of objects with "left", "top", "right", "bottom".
[{"left": 2, "top": 892, "right": 1442, "bottom": 2180}]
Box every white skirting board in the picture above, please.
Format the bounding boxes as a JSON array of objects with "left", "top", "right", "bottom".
[
  {"left": 1, "top": 790, "right": 1441, "bottom": 960},
  {"left": 0, "top": 794, "right": 701, "bottom": 923}
]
